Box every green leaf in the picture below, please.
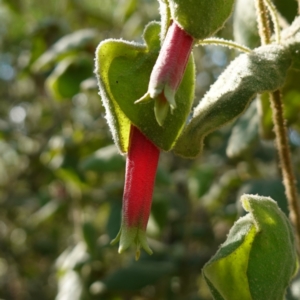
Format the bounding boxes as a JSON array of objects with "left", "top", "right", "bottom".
[
  {"left": 204, "top": 217, "right": 256, "bottom": 300},
  {"left": 226, "top": 100, "right": 259, "bottom": 158},
  {"left": 55, "top": 168, "right": 87, "bottom": 191},
  {"left": 82, "top": 222, "right": 99, "bottom": 256},
  {"left": 46, "top": 55, "right": 94, "bottom": 100},
  {"left": 273, "top": 0, "right": 298, "bottom": 23},
  {"left": 188, "top": 165, "right": 215, "bottom": 199},
  {"left": 246, "top": 197, "right": 297, "bottom": 300},
  {"left": 95, "top": 21, "right": 195, "bottom": 153},
  {"left": 282, "top": 68, "right": 300, "bottom": 127},
  {"left": 56, "top": 243, "right": 89, "bottom": 300},
  {"left": 32, "top": 29, "right": 99, "bottom": 72},
  {"left": 102, "top": 261, "right": 175, "bottom": 291},
  {"left": 113, "top": 0, "right": 137, "bottom": 24},
  {"left": 203, "top": 194, "right": 298, "bottom": 300},
  {"left": 155, "top": 166, "right": 172, "bottom": 185},
  {"left": 28, "top": 201, "right": 60, "bottom": 227},
  {"left": 257, "top": 55, "right": 300, "bottom": 136},
  {"left": 79, "top": 144, "right": 125, "bottom": 172},
  {"left": 168, "top": 0, "right": 235, "bottom": 39},
  {"left": 257, "top": 92, "right": 274, "bottom": 139},
  {"left": 2, "top": 0, "right": 21, "bottom": 13},
  {"left": 201, "top": 170, "right": 242, "bottom": 213},
  {"left": 151, "top": 195, "right": 169, "bottom": 229},
  {"left": 174, "top": 45, "right": 292, "bottom": 158},
  {"left": 106, "top": 200, "right": 122, "bottom": 240},
  {"left": 238, "top": 179, "right": 289, "bottom": 216}
]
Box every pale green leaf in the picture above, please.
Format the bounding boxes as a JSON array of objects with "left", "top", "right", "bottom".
[
  {"left": 244, "top": 196, "right": 298, "bottom": 300},
  {"left": 203, "top": 194, "right": 298, "bottom": 300},
  {"left": 32, "top": 29, "right": 99, "bottom": 72},
  {"left": 46, "top": 55, "right": 93, "bottom": 100}
]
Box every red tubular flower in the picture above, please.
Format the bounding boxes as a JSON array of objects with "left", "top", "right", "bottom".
[
  {"left": 111, "top": 125, "right": 160, "bottom": 260},
  {"left": 136, "top": 21, "right": 194, "bottom": 125}
]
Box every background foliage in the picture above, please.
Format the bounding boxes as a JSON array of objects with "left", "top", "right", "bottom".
[{"left": 1, "top": 0, "right": 300, "bottom": 299}]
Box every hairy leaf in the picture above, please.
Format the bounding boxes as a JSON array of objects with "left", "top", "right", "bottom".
[
  {"left": 203, "top": 194, "right": 298, "bottom": 300},
  {"left": 168, "top": 0, "right": 235, "bottom": 39},
  {"left": 174, "top": 45, "right": 291, "bottom": 158},
  {"left": 95, "top": 21, "right": 195, "bottom": 153}
]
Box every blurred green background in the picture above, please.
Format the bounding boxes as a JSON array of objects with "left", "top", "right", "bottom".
[{"left": 1, "top": 0, "right": 300, "bottom": 299}]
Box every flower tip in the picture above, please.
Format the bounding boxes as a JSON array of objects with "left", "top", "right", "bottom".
[
  {"left": 137, "top": 231, "right": 153, "bottom": 256},
  {"left": 143, "top": 245, "right": 153, "bottom": 256},
  {"left": 154, "top": 97, "right": 169, "bottom": 126},
  {"left": 110, "top": 229, "right": 121, "bottom": 246},
  {"left": 135, "top": 92, "right": 152, "bottom": 104},
  {"left": 118, "top": 244, "right": 127, "bottom": 254},
  {"left": 164, "top": 84, "right": 177, "bottom": 110},
  {"left": 112, "top": 226, "right": 153, "bottom": 257},
  {"left": 134, "top": 243, "right": 152, "bottom": 261},
  {"left": 149, "top": 86, "right": 163, "bottom": 100},
  {"left": 135, "top": 248, "right": 141, "bottom": 261}
]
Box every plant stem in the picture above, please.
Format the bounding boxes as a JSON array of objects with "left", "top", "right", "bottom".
[
  {"left": 262, "top": 0, "right": 281, "bottom": 43},
  {"left": 255, "top": 0, "right": 300, "bottom": 247},
  {"left": 197, "top": 38, "right": 252, "bottom": 53},
  {"left": 254, "top": 0, "right": 271, "bottom": 45},
  {"left": 270, "top": 91, "right": 300, "bottom": 241}
]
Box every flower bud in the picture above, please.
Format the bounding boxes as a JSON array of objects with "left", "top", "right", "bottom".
[{"left": 136, "top": 21, "right": 194, "bottom": 125}]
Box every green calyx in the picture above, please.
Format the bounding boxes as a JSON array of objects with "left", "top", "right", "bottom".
[
  {"left": 203, "top": 194, "right": 298, "bottom": 300},
  {"left": 111, "top": 225, "right": 153, "bottom": 261},
  {"left": 95, "top": 21, "right": 195, "bottom": 153},
  {"left": 167, "top": 0, "right": 235, "bottom": 39}
]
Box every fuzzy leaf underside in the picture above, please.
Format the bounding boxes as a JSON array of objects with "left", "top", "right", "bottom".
[
  {"left": 95, "top": 21, "right": 195, "bottom": 153},
  {"left": 174, "top": 45, "right": 291, "bottom": 158}
]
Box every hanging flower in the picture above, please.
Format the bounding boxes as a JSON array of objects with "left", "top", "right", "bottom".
[
  {"left": 111, "top": 125, "right": 160, "bottom": 260},
  {"left": 136, "top": 21, "right": 194, "bottom": 126}
]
